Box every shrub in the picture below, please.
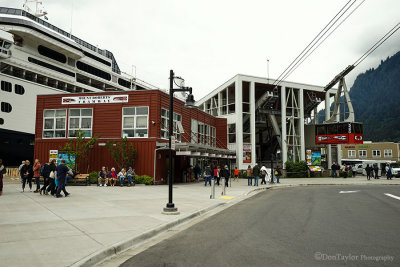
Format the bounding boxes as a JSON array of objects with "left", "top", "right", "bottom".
[
  {"left": 89, "top": 171, "right": 98, "bottom": 184},
  {"left": 339, "top": 171, "right": 352, "bottom": 178},
  {"left": 285, "top": 161, "right": 308, "bottom": 178},
  {"left": 135, "top": 175, "right": 154, "bottom": 185}
]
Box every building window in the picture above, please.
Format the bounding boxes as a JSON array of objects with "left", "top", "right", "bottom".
[
  {"left": 384, "top": 149, "right": 392, "bottom": 158},
  {"left": 198, "top": 122, "right": 204, "bottom": 144},
  {"left": 372, "top": 150, "right": 381, "bottom": 158},
  {"left": 1, "top": 81, "right": 12, "bottom": 92},
  {"left": 211, "top": 126, "right": 216, "bottom": 147},
  {"left": 38, "top": 45, "right": 67, "bottom": 64},
  {"left": 0, "top": 118, "right": 3, "bottom": 125},
  {"left": 1, "top": 102, "right": 12, "bottom": 113},
  {"left": 77, "top": 61, "right": 111, "bottom": 81},
  {"left": 191, "top": 119, "right": 198, "bottom": 144},
  {"left": 15, "top": 84, "right": 25, "bottom": 95},
  {"left": 68, "top": 108, "right": 93, "bottom": 137},
  {"left": 348, "top": 150, "right": 356, "bottom": 158},
  {"left": 228, "top": 123, "right": 236, "bottom": 143},
  {"left": 28, "top": 57, "right": 75, "bottom": 77},
  {"left": 160, "top": 108, "right": 182, "bottom": 141},
  {"left": 122, "top": 107, "right": 148, "bottom": 138},
  {"left": 359, "top": 150, "right": 367, "bottom": 158},
  {"left": 43, "top": 109, "right": 66, "bottom": 138}
]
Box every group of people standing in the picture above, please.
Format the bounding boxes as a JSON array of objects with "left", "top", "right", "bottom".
[
  {"left": 246, "top": 163, "right": 282, "bottom": 186},
  {"left": 18, "top": 159, "right": 71, "bottom": 198},
  {"left": 203, "top": 163, "right": 232, "bottom": 187},
  {"left": 98, "top": 166, "right": 135, "bottom": 187}
]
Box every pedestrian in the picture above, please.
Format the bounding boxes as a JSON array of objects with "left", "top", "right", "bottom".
[
  {"left": 194, "top": 164, "right": 201, "bottom": 182},
  {"left": 108, "top": 167, "right": 117, "bottom": 186},
  {"left": 233, "top": 167, "right": 239, "bottom": 182},
  {"left": 351, "top": 165, "right": 357, "bottom": 177},
  {"left": 275, "top": 165, "right": 282, "bottom": 183},
  {"left": 341, "top": 164, "right": 347, "bottom": 178},
  {"left": 221, "top": 165, "right": 230, "bottom": 187},
  {"left": 40, "top": 160, "right": 50, "bottom": 195},
  {"left": 214, "top": 165, "right": 220, "bottom": 186},
  {"left": 253, "top": 163, "right": 260, "bottom": 186},
  {"left": 331, "top": 162, "right": 337, "bottom": 178},
  {"left": 118, "top": 168, "right": 127, "bottom": 186},
  {"left": 20, "top": 160, "right": 33, "bottom": 192},
  {"left": 55, "top": 159, "right": 70, "bottom": 198},
  {"left": 18, "top": 160, "right": 25, "bottom": 183},
  {"left": 374, "top": 163, "right": 379, "bottom": 179},
  {"left": 126, "top": 167, "right": 135, "bottom": 186},
  {"left": 246, "top": 165, "right": 252, "bottom": 186},
  {"left": 365, "top": 164, "right": 372, "bottom": 180},
  {"left": 0, "top": 159, "right": 6, "bottom": 196},
  {"left": 33, "top": 159, "right": 41, "bottom": 193},
  {"left": 46, "top": 160, "right": 57, "bottom": 195},
  {"left": 260, "top": 165, "right": 267, "bottom": 185},
  {"left": 386, "top": 163, "right": 392, "bottom": 180},
  {"left": 204, "top": 164, "right": 212, "bottom": 186}
]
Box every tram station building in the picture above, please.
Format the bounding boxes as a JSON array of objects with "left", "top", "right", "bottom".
[
  {"left": 196, "top": 74, "right": 338, "bottom": 170},
  {"left": 34, "top": 90, "right": 235, "bottom": 183}
]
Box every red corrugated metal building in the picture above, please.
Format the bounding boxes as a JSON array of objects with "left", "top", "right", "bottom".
[{"left": 34, "top": 90, "right": 234, "bottom": 183}]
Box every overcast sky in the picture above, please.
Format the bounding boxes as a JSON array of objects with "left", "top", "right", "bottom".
[{"left": 3, "top": 0, "right": 400, "bottom": 99}]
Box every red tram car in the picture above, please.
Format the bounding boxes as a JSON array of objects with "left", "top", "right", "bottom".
[{"left": 315, "top": 122, "right": 363, "bottom": 144}]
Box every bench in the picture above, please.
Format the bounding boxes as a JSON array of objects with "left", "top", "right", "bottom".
[{"left": 68, "top": 174, "right": 89, "bottom": 186}]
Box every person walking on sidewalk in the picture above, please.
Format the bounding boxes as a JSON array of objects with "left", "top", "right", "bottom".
[
  {"left": 246, "top": 165, "right": 252, "bottom": 186},
  {"left": 373, "top": 163, "right": 379, "bottom": 179},
  {"left": 46, "top": 160, "right": 57, "bottom": 195},
  {"left": 221, "top": 165, "right": 230, "bottom": 187},
  {"left": 204, "top": 164, "right": 212, "bottom": 186},
  {"left": 351, "top": 165, "right": 357, "bottom": 177},
  {"left": 21, "top": 160, "right": 33, "bottom": 192},
  {"left": 253, "top": 163, "right": 260, "bottom": 187},
  {"left": 194, "top": 164, "right": 201, "bottom": 183},
  {"left": 260, "top": 165, "right": 268, "bottom": 185},
  {"left": 233, "top": 167, "right": 239, "bottom": 182},
  {"left": 18, "top": 160, "right": 25, "bottom": 183},
  {"left": 39, "top": 161, "right": 50, "bottom": 195},
  {"left": 214, "top": 165, "right": 220, "bottom": 186},
  {"left": 55, "top": 159, "right": 70, "bottom": 198},
  {"left": 331, "top": 162, "right": 337, "bottom": 178},
  {"left": 275, "top": 165, "right": 282, "bottom": 184},
  {"left": 365, "top": 164, "right": 372, "bottom": 180},
  {"left": 0, "top": 159, "right": 6, "bottom": 196},
  {"left": 33, "top": 159, "right": 41, "bottom": 193}
]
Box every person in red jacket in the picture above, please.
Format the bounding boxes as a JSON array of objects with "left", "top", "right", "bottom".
[
  {"left": 108, "top": 167, "right": 117, "bottom": 186},
  {"left": 233, "top": 167, "right": 239, "bottom": 181},
  {"left": 33, "top": 159, "right": 41, "bottom": 193}
]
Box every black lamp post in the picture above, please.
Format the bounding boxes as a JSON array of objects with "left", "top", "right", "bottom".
[
  {"left": 163, "top": 70, "right": 195, "bottom": 214},
  {"left": 270, "top": 153, "right": 275, "bottom": 184}
]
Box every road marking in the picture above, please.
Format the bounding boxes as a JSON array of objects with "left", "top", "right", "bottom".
[
  {"left": 339, "top": 190, "right": 359, "bottom": 193},
  {"left": 384, "top": 193, "right": 400, "bottom": 201},
  {"left": 220, "top": 196, "right": 233, "bottom": 199}
]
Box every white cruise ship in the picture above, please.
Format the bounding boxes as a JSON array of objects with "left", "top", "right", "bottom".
[{"left": 0, "top": 3, "right": 158, "bottom": 166}]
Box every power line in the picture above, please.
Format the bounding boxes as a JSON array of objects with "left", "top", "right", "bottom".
[
  {"left": 272, "top": 0, "right": 360, "bottom": 88},
  {"left": 281, "top": 0, "right": 366, "bottom": 82},
  {"left": 353, "top": 22, "right": 400, "bottom": 67}
]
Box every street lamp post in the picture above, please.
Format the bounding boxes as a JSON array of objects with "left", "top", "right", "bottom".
[
  {"left": 270, "top": 153, "right": 275, "bottom": 184},
  {"left": 163, "top": 69, "right": 195, "bottom": 214}
]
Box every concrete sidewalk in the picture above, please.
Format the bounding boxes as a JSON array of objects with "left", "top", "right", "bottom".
[{"left": 1, "top": 176, "right": 399, "bottom": 267}]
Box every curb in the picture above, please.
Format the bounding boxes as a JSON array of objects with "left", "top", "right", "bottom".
[{"left": 71, "top": 202, "right": 225, "bottom": 267}]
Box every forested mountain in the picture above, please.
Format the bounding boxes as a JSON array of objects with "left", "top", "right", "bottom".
[{"left": 318, "top": 51, "right": 400, "bottom": 141}]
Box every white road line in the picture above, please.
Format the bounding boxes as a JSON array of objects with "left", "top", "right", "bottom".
[
  {"left": 339, "top": 190, "right": 359, "bottom": 193},
  {"left": 384, "top": 193, "right": 400, "bottom": 201}
]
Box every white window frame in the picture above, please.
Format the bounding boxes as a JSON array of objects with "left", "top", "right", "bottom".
[
  {"left": 191, "top": 119, "right": 198, "bottom": 144},
  {"left": 42, "top": 109, "right": 67, "bottom": 139},
  {"left": 161, "top": 108, "right": 182, "bottom": 141},
  {"left": 384, "top": 149, "right": 392, "bottom": 158},
  {"left": 348, "top": 150, "right": 356, "bottom": 158},
  {"left": 359, "top": 150, "right": 367, "bottom": 158},
  {"left": 68, "top": 108, "right": 93, "bottom": 138},
  {"left": 372, "top": 150, "right": 381, "bottom": 158},
  {"left": 211, "top": 126, "right": 216, "bottom": 147},
  {"left": 122, "top": 106, "right": 149, "bottom": 138}
]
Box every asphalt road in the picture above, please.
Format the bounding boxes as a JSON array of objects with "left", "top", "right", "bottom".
[{"left": 121, "top": 186, "right": 400, "bottom": 267}]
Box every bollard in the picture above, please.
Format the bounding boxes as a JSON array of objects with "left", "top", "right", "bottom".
[{"left": 210, "top": 177, "right": 215, "bottom": 199}]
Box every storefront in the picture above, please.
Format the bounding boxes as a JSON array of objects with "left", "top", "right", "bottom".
[{"left": 34, "top": 90, "right": 234, "bottom": 183}]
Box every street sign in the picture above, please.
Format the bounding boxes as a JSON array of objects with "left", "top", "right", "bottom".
[{"left": 171, "top": 136, "right": 176, "bottom": 150}]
